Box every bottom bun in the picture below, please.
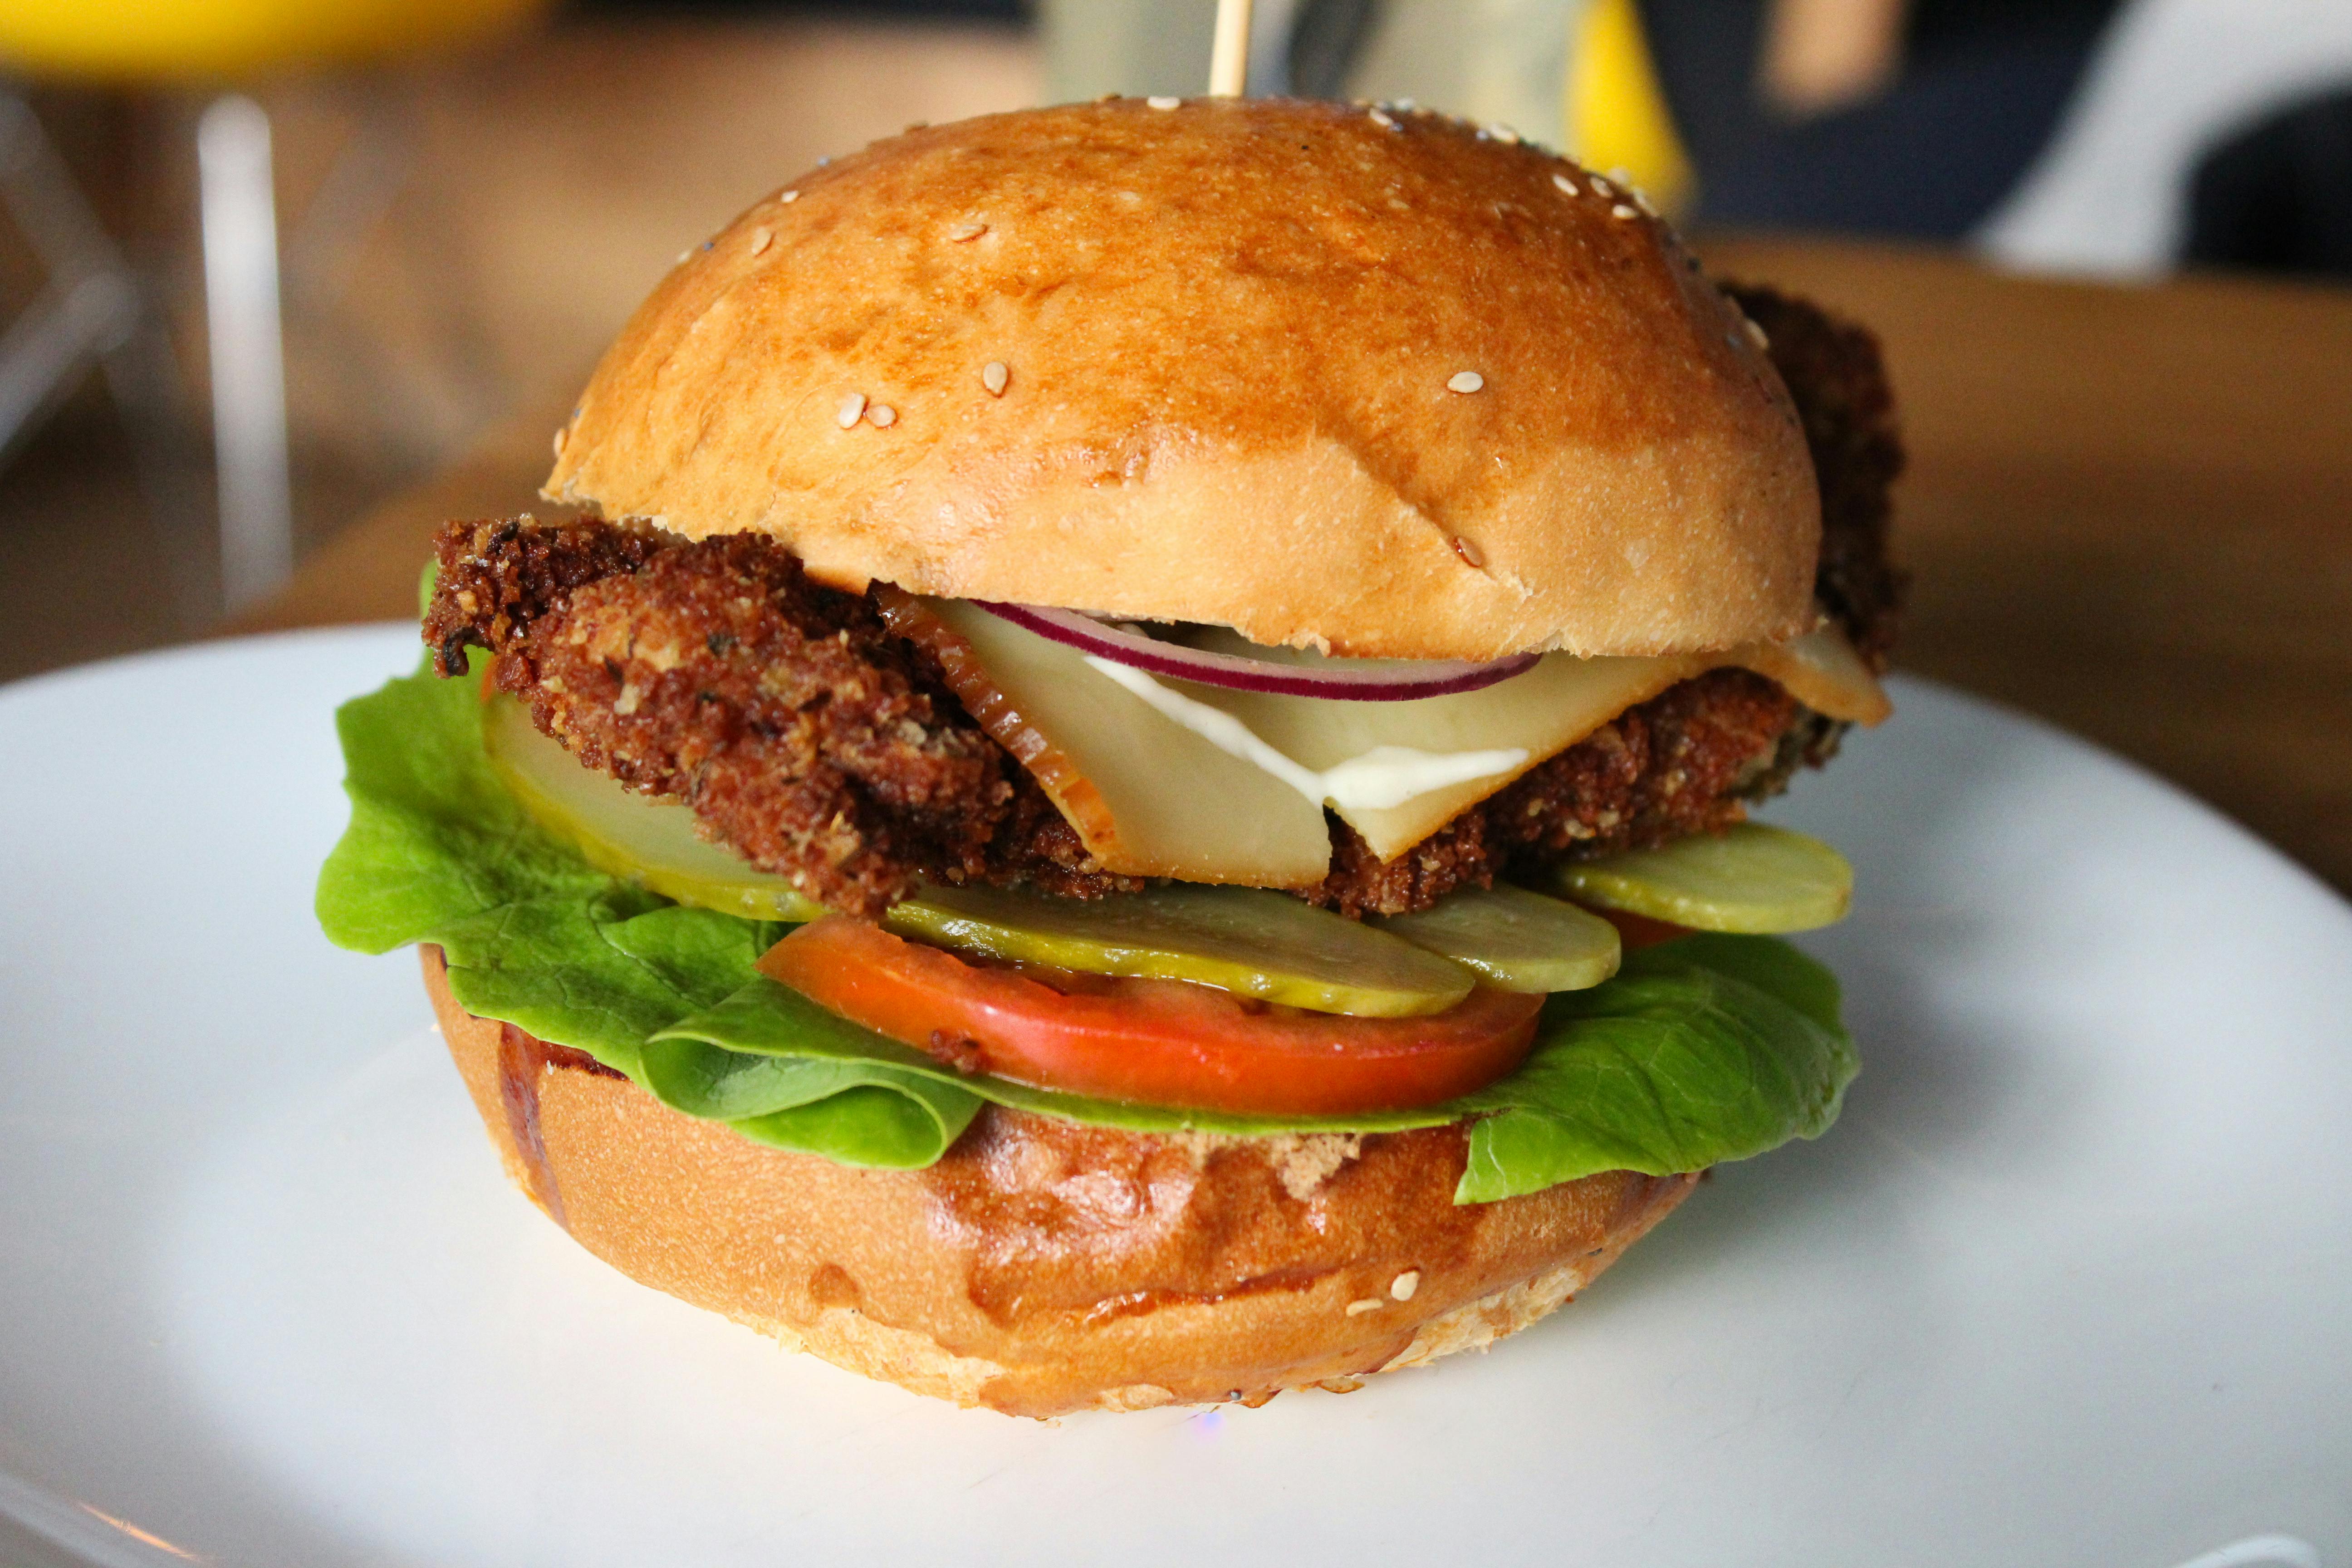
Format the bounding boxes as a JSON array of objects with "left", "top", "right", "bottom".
[{"left": 424, "top": 947, "right": 1697, "bottom": 1416}]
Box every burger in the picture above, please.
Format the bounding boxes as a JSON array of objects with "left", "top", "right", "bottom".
[{"left": 318, "top": 98, "right": 1901, "bottom": 1416}]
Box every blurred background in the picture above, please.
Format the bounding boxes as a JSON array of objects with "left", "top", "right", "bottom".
[{"left": 4, "top": 0, "right": 2351, "bottom": 681}]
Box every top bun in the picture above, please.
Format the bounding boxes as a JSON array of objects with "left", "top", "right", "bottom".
[{"left": 546, "top": 98, "right": 1818, "bottom": 660}]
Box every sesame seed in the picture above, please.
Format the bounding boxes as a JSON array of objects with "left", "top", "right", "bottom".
[
  {"left": 1345, "top": 1298, "right": 1383, "bottom": 1316},
  {"left": 1446, "top": 370, "right": 1485, "bottom": 394},
  {"left": 1451, "top": 535, "right": 1485, "bottom": 568},
  {"left": 1744, "top": 318, "right": 1771, "bottom": 350},
  {"left": 866, "top": 403, "right": 897, "bottom": 428},
  {"left": 1394, "top": 97, "right": 1419, "bottom": 111},
  {"left": 981, "top": 361, "right": 1009, "bottom": 397},
  {"left": 1553, "top": 172, "right": 1580, "bottom": 196},
  {"left": 1486, "top": 122, "right": 1520, "bottom": 144},
  {"left": 835, "top": 392, "right": 867, "bottom": 428},
  {"left": 1390, "top": 1269, "right": 1421, "bottom": 1301},
  {"left": 1612, "top": 203, "right": 1638, "bottom": 219},
  {"left": 1147, "top": 95, "right": 1181, "bottom": 110},
  {"left": 674, "top": 250, "right": 691, "bottom": 265},
  {"left": 748, "top": 226, "right": 773, "bottom": 255},
  {"left": 550, "top": 425, "right": 567, "bottom": 460},
  {"left": 1590, "top": 174, "right": 1614, "bottom": 197},
  {"left": 947, "top": 220, "right": 988, "bottom": 242},
  {"left": 1368, "top": 107, "right": 1396, "bottom": 129},
  {"left": 779, "top": 189, "right": 800, "bottom": 204},
  {"left": 818, "top": 156, "right": 831, "bottom": 167}
]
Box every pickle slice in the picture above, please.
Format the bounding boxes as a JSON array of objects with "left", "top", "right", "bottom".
[
  {"left": 1373, "top": 884, "right": 1622, "bottom": 992},
  {"left": 1552, "top": 822, "right": 1852, "bottom": 934},
  {"left": 487, "top": 695, "right": 1475, "bottom": 1015},
  {"left": 483, "top": 694, "right": 826, "bottom": 922},
  {"left": 883, "top": 882, "right": 1476, "bottom": 1018}
]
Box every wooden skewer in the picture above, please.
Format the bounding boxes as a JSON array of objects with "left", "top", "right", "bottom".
[{"left": 1209, "top": 0, "right": 1254, "bottom": 97}]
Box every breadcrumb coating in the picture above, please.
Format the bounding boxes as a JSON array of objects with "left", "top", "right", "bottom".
[{"left": 1727, "top": 281, "right": 1907, "bottom": 667}]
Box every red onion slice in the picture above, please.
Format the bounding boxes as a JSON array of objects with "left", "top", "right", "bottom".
[{"left": 972, "top": 602, "right": 1539, "bottom": 701}]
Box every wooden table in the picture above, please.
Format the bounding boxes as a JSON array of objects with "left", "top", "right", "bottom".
[{"left": 230, "top": 237, "right": 2352, "bottom": 898}]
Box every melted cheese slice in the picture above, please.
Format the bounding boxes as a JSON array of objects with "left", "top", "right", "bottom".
[
  {"left": 1176, "top": 631, "right": 1711, "bottom": 861},
  {"left": 920, "top": 600, "right": 1891, "bottom": 882},
  {"left": 1174, "top": 624, "right": 1892, "bottom": 860},
  {"left": 921, "top": 598, "right": 1333, "bottom": 885},
  {"left": 1729, "top": 624, "right": 1896, "bottom": 727}
]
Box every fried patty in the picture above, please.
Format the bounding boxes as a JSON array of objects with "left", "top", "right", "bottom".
[
  {"left": 426, "top": 290, "right": 1900, "bottom": 918},
  {"left": 429, "top": 522, "right": 1130, "bottom": 915}
]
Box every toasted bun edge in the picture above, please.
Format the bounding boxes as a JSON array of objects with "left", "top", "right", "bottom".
[
  {"left": 544, "top": 99, "right": 1817, "bottom": 661},
  {"left": 426, "top": 946, "right": 1696, "bottom": 1415}
]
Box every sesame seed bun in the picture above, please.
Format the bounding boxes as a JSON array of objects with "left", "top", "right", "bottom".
[
  {"left": 544, "top": 98, "right": 1818, "bottom": 661},
  {"left": 426, "top": 948, "right": 1697, "bottom": 1417}
]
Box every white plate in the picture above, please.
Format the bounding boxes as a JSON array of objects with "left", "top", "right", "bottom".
[{"left": 2, "top": 627, "right": 2348, "bottom": 1568}]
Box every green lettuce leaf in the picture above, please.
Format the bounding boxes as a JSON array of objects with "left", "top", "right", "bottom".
[
  {"left": 1448, "top": 941, "right": 1854, "bottom": 1202},
  {"left": 647, "top": 938, "right": 1853, "bottom": 1200},
  {"left": 318, "top": 661, "right": 1858, "bottom": 1199},
  {"left": 316, "top": 660, "right": 786, "bottom": 1082}
]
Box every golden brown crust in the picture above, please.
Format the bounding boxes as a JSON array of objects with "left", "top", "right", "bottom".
[
  {"left": 425, "top": 947, "right": 1695, "bottom": 1416},
  {"left": 545, "top": 98, "right": 1817, "bottom": 661}
]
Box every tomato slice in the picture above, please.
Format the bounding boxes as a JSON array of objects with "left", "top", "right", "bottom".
[{"left": 760, "top": 917, "right": 1544, "bottom": 1117}]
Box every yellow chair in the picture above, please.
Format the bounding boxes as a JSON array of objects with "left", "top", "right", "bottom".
[
  {"left": 1565, "top": 0, "right": 1696, "bottom": 217},
  {"left": 0, "top": 0, "right": 544, "bottom": 82},
  {"left": 0, "top": 0, "right": 549, "bottom": 612}
]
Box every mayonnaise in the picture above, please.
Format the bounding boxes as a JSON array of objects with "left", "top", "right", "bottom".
[{"left": 1083, "top": 657, "right": 1529, "bottom": 813}]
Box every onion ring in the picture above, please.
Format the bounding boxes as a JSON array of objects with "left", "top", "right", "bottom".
[{"left": 972, "top": 602, "right": 1538, "bottom": 700}]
